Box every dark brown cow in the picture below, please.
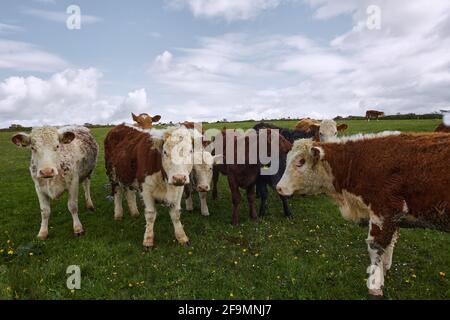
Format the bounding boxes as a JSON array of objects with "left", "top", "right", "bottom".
[
  {"left": 277, "top": 132, "right": 450, "bottom": 298},
  {"left": 366, "top": 110, "right": 385, "bottom": 121},
  {"left": 435, "top": 122, "right": 450, "bottom": 133},
  {"left": 104, "top": 124, "right": 193, "bottom": 248},
  {"left": 213, "top": 129, "right": 292, "bottom": 226}
]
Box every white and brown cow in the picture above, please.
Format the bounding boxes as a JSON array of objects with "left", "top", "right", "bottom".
[
  {"left": 11, "top": 126, "right": 98, "bottom": 239},
  {"left": 295, "top": 118, "right": 348, "bottom": 142},
  {"left": 276, "top": 132, "right": 450, "bottom": 298},
  {"left": 104, "top": 124, "right": 194, "bottom": 248}
]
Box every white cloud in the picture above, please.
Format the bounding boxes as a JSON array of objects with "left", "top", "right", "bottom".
[
  {"left": 146, "top": 1, "right": 450, "bottom": 121},
  {"left": 0, "top": 39, "right": 69, "bottom": 72},
  {"left": 0, "top": 68, "right": 151, "bottom": 128},
  {"left": 22, "top": 8, "right": 102, "bottom": 25},
  {"left": 167, "top": 0, "right": 287, "bottom": 21},
  {"left": 0, "top": 23, "right": 23, "bottom": 35}
]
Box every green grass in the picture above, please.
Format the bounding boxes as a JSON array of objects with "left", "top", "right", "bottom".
[{"left": 0, "top": 119, "right": 449, "bottom": 300}]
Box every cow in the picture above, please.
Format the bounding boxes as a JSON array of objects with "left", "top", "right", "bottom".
[
  {"left": 276, "top": 132, "right": 450, "bottom": 298},
  {"left": 295, "top": 118, "right": 348, "bottom": 141},
  {"left": 366, "top": 110, "right": 385, "bottom": 121},
  {"left": 180, "top": 123, "right": 215, "bottom": 216},
  {"left": 104, "top": 124, "right": 193, "bottom": 248},
  {"left": 11, "top": 126, "right": 98, "bottom": 240},
  {"left": 435, "top": 122, "right": 450, "bottom": 133},
  {"left": 213, "top": 128, "right": 292, "bottom": 226},
  {"left": 252, "top": 122, "right": 316, "bottom": 218},
  {"left": 132, "top": 112, "right": 161, "bottom": 129}
]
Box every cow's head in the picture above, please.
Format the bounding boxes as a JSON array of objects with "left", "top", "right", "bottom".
[
  {"left": 162, "top": 127, "right": 193, "bottom": 186},
  {"left": 192, "top": 151, "right": 214, "bottom": 192},
  {"left": 276, "top": 139, "right": 330, "bottom": 196},
  {"left": 11, "top": 127, "right": 75, "bottom": 179},
  {"left": 132, "top": 112, "right": 161, "bottom": 129},
  {"left": 319, "top": 120, "right": 348, "bottom": 142}
]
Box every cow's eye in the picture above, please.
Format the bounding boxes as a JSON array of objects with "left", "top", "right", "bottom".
[
  {"left": 164, "top": 150, "right": 168, "bottom": 156},
  {"left": 296, "top": 159, "right": 306, "bottom": 168},
  {"left": 31, "top": 147, "right": 36, "bottom": 152}
]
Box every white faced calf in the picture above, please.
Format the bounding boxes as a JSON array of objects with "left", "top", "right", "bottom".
[{"left": 12, "top": 126, "right": 98, "bottom": 239}]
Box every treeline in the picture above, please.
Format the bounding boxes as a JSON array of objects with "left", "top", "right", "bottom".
[{"left": 335, "top": 113, "right": 443, "bottom": 121}]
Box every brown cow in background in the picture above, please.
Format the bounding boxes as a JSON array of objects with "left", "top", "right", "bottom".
[
  {"left": 132, "top": 113, "right": 161, "bottom": 129},
  {"left": 366, "top": 110, "right": 385, "bottom": 121}
]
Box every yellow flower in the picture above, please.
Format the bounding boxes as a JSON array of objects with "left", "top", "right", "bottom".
[
  {"left": 412, "top": 274, "right": 417, "bottom": 278},
  {"left": 254, "top": 253, "right": 260, "bottom": 257},
  {"left": 0, "top": 249, "right": 4, "bottom": 253},
  {"left": 29, "top": 252, "right": 34, "bottom": 256},
  {"left": 229, "top": 293, "right": 234, "bottom": 297},
  {"left": 439, "top": 272, "right": 446, "bottom": 278},
  {"left": 242, "top": 249, "right": 247, "bottom": 253},
  {"left": 70, "top": 289, "right": 75, "bottom": 294},
  {"left": 128, "top": 283, "right": 133, "bottom": 287},
  {"left": 7, "top": 240, "right": 11, "bottom": 244},
  {"left": 7, "top": 250, "right": 13, "bottom": 255},
  {"left": 188, "top": 251, "right": 193, "bottom": 256},
  {"left": 234, "top": 261, "right": 238, "bottom": 265}
]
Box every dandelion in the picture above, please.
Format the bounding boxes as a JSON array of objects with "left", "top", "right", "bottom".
[
  {"left": 7, "top": 249, "right": 13, "bottom": 255},
  {"left": 230, "top": 293, "right": 234, "bottom": 297},
  {"left": 254, "top": 253, "right": 260, "bottom": 257},
  {"left": 29, "top": 252, "right": 34, "bottom": 256},
  {"left": 70, "top": 289, "right": 75, "bottom": 294},
  {"left": 188, "top": 251, "right": 193, "bottom": 256},
  {"left": 234, "top": 261, "right": 238, "bottom": 265},
  {"left": 0, "top": 249, "right": 4, "bottom": 254},
  {"left": 439, "top": 272, "right": 446, "bottom": 278},
  {"left": 242, "top": 249, "right": 247, "bottom": 253},
  {"left": 412, "top": 274, "right": 417, "bottom": 279},
  {"left": 128, "top": 283, "right": 133, "bottom": 287},
  {"left": 7, "top": 240, "right": 11, "bottom": 244}
]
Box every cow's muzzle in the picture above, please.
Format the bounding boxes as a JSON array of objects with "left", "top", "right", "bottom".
[
  {"left": 39, "top": 168, "right": 57, "bottom": 179},
  {"left": 276, "top": 184, "right": 292, "bottom": 196},
  {"left": 197, "top": 185, "right": 210, "bottom": 192},
  {"left": 171, "top": 175, "right": 188, "bottom": 186}
]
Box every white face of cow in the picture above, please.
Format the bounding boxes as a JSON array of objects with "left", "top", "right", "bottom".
[
  {"left": 192, "top": 151, "right": 214, "bottom": 192},
  {"left": 11, "top": 127, "right": 75, "bottom": 179},
  {"left": 276, "top": 139, "right": 327, "bottom": 196},
  {"left": 319, "top": 120, "right": 348, "bottom": 142},
  {"left": 162, "top": 127, "right": 193, "bottom": 186}
]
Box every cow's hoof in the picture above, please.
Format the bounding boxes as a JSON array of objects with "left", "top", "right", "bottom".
[
  {"left": 74, "top": 230, "right": 85, "bottom": 237},
  {"left": 181, "top": 241, "right": 190, "bottom": 247},
  {"left": 36, "top": 233, "right": 48, "bottom": 241},
  {"left": 143, "top": 244, "right": 154, "bottom": 250},
  {"left": 201, "top": 213, "right": 210, "bottom": 217},
  {"left": 114, "top": 215, "right": 123, "bottom": 221},
  {"left": 130, "top": 212, "right": 140, "bottom": 218},
  {"left": 86, "top": 204, "right": 95, "bottom": 212},
  {"left": 368, "top": 289, "right": 384, "bottom": 300}
]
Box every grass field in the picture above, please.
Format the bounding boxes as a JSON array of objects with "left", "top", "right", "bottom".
[{"left": 0, "top": 119, "right": 449, "bottom": 300}]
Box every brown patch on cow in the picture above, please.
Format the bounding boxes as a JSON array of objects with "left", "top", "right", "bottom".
[
  {"left": 105, "top": 124, "right": 163, "bottom": 189},
  {"left": 319, "top": 132, "right": 450, "bottom": 234},
  {"left": 295, "top": 118, "right": 321, "bottom": 133},
  {"left": 132, "top": 113, "right": 161, "bottom": 129},
  {"left": 435, "top": 122, "right": 450, "bottom": 133}
]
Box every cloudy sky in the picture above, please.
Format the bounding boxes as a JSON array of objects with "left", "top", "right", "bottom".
[{"left": 0, "top": 0, "right": 449, "bottom": 127}]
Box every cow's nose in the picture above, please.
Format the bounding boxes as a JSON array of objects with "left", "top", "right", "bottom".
[
  {"left": 172, "top": 175, "right": 187, "bottom": 186},
  {"left": 39, "top": 168, "right": 56, "bottom": 178},
  {"left": 197, "top": 185, "right": 210, "bottom": 192},
  {"left": 276, "top": 185, "right": 285, "bottom": 195}
]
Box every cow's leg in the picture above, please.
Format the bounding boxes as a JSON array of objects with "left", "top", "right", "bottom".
[
  {"left": 366, "top": 218, "right": 398, "bottom": 298},
  {"left": 199, "top": 192, "right": 209, "bottom": 216},
  {"left": 68, "top": 178, "right": 84, "bottom": 237},
  {"left": 279, "top": 194, "right": 293, "bottom": 218},
  {"left": 169, "top": 206, "right": 190, "bottom": 246},
  {"left": 82, "top": 178, "right": 95, "bottom": 212},
  {"left": 125, "top": 189, "right": 140, "bottom": 218},
  {"left": 257, "top": 182, "right": 269, "bottom": 217},
  {"left": 185, "top": 194, "right": 194, "bottom": 212},
  {"left": 113, "top": 186, "right": 124, "bottom": 220},
  {"left": 382, "top": 230, "right": 399, "bottom": 271},
  {"left": 227, "top": 175, "right": 241, "bottom": 226},
  {"left": 141, "top": 186, "right": 157, "bottom": 248},
  {"left": 212, "top": 166, "right": 219, "bottom": 200},
  {"left": 246, "top": 184, "right": 257, "bottom": 221},
  {"left": 35, "top": 188, "right": 51, "bottom": 240}
]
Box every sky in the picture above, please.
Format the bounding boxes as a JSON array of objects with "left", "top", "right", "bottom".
[{"left": 0, "top": 0, "right": 449, "bottom": 128}]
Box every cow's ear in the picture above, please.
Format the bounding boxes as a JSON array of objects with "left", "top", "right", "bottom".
[
  {"left": 152, "top": 115, "right": 161, "bottom": 122},
  {"left": 337, "top": 124, "right": 348, "bottom": 132},
  {"left": 131, "top": 113, "right": 139, "bottom": 122},
  {"left": 60, "top": 131, "right": 75, "bottom": 144},
  {"left": 11, "top": 133, "right": 31, "bottom": 147},
  {"left": 310, "top": 146, "right": 324, "bottom": 165}
]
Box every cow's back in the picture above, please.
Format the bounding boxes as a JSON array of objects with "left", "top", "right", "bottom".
[
  {"left": 322, "top": 133, "right": 450, "bottom": 225},
  {"left": 105, "top": 124, "right": 162, "bottom": 187}
]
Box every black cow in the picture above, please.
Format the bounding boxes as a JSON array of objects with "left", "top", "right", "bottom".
[{"left": 253, "top": 123, "right": 315, "bottom": 218}]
